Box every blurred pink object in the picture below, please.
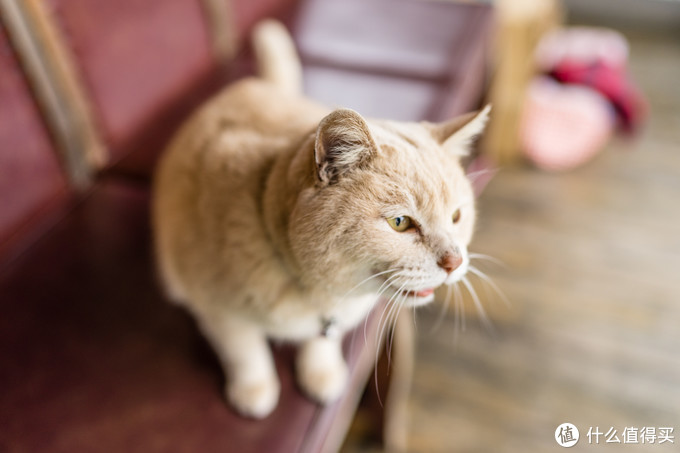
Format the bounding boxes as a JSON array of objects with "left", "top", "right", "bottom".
[
  {"left": 536, "top": 27, "right": 647, "bottom": 133},
  {"left": 521, "top": 27, "right": 647, "bottom": 171},
  {"left": 535, "top": 27, "right": 629, "bottom": 70},
  {"left": 521, "top": 77, "right": 614, "bottom": 172}
]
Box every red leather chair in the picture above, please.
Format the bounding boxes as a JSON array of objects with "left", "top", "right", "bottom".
[{"left": 0, "top": 1, "right": 491, "bottom": 451}]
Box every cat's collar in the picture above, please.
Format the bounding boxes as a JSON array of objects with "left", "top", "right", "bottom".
[{"left": 320, "top": 316, "right": 340, "bottom": 339}]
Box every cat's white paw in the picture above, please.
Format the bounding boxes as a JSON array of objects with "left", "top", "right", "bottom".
[
  {"left": 226, "top": 375, "right": 280, "bottom": 419},
  {"left": 297, "top": 358, "right": 348, "bottom": 404}
]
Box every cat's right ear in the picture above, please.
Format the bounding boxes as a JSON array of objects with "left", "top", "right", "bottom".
[
  {"left": 428, "top": 105, "right": 491, "bottom": 156},
  {"left": 315, "top": 109, "right": 377, "bottom": 185}
]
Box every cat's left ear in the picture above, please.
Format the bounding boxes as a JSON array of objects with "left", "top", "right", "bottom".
[
  {"left": 314, "top": 108, "right": 377, "bottom": 185},
  {"left": 428, "top": 105, "right": 491, "bottom": 156}
]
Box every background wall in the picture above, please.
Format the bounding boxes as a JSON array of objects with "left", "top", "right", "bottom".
[{"left": 564, "top": 0, "right": 680, "bottom": 29}]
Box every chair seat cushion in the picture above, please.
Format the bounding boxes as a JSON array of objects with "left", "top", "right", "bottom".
[{"left": 0, "top": 180, "right": 379, "bottom": 453}]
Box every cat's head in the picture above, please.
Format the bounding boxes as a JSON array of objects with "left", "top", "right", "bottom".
[{"left": 289, "top": 106, "right": 489, "bottom": 307}]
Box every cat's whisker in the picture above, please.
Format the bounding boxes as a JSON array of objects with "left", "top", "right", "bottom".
[
  {"left": 387, "top": 276, "right": 425, "bottom": 365},
  {"left": 380, "top": 293, "right": 403, "bottom": 369},
  {"left": 386, "top": 290, "right": 407, "bottom": 368},
  {"left": 469, "top": 252, "right": 506, "bottom": 268},
  {"left": 381, "top": 274, "right": 425, "bottom": 370},
  {"left": 374, "top": 280, "right": 409, "bottom": 406},
  {"left": 462, "top": 276, "right": 495, "bottom": 335},
  {"left": 376, "top": 272, "right": 403, "bottom": 296},
  {"left": 466, "top": 167, "right": 497, "bottom": 183},
  {"left": 340, "top": 268, "right": 403, "bottom": 352},
  {"left": 375, "top": 279, "right": 407, "bottom": 356},
  {"left": 452, "top": 281, "right": 464, "bottom": 344},
  {"left": 469, "top": 265, "right": 511, "bottom": 308},
  {"left": 430, "top": 283, "right": 452, "bottom": 335},
  {"left": 363, "top": 273, "right": 403, "bottom": 344},
  {"left": 338, "top": 269, "right": 401, "bottom": 339},
  {"left": 336, "top": 268, "right": 399, "bottom": 307},
  {"left": 375, "top": 295, "right": 399, "bottom": 359},
  {"left": 377, "top": 281, "right": 407, "bottom": 359},
  {"left": 388, "top": 278, "right": 425, "bottom": 356},
  {"left": 373, "top": 276, "right": 404, "bottom": 336}
]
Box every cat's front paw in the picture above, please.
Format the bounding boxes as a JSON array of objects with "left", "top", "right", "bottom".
[
  {"left": 297, "top": 357, "right": 348, "bottom": 404},
  {"left": 226, "top": 375, "right": 280, "bottom": 419}
]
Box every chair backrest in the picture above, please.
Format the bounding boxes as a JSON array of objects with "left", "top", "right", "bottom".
[
  {"left": 0, "top": 0, "right": 297, "bottom": 267},
  {"left": 0, "top": 24, "right": 69, "bottom": 267},
  {"left": 294, "top": 0, "right": 492, "bottom": 122}
]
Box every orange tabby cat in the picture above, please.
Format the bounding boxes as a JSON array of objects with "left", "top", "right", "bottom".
[{"left": 153, "top": 20, "right": 489, "bottom": 418}]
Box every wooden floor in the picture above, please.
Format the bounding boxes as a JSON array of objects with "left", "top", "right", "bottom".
[{"left": 343, "top": 29, "right": 680, "bottom": 452}]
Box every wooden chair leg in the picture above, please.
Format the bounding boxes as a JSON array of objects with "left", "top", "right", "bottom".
[
  {"left": 342, "top": 310, "right": 416, "bottom": 452},
  {"left": 383, "top": 310, "right": 415, "bottom": 452}
]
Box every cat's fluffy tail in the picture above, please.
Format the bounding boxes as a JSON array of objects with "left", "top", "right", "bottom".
[{"left": 252, "top": 20, "right": 302, "bottom": 94}]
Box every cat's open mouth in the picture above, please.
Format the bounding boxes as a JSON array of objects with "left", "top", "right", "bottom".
[
  {"left": 394, "top": 287, "right": 436, "bottom": 307},
  {"left": 400, "top": 288, "right": 434, "bottom": 298}
]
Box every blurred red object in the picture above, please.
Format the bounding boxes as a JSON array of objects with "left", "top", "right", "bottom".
[
  {"left": 550, "top": 59, "right": 647, "bottom": 134},
  {"left": 536, "top": 27, "right": 648, "bottom": 134}
]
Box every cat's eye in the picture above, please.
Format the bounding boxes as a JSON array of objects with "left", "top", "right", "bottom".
[
  {"left": 387, "top": 216, "right": 413, "bottom": 232},
  {"left": 452, "top": 209, "right": 462, "bottom": 224}
]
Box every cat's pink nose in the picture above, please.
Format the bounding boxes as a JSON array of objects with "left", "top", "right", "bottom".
[{"left": 438, "top": 252, "right": 463, "bottom": 274}]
